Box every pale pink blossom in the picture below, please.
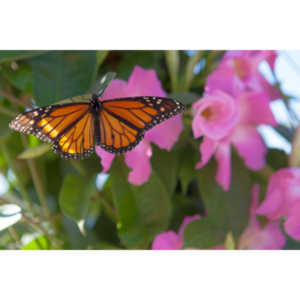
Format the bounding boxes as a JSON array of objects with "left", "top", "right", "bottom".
[
  {"left": 95, "top": 66, "right": 183, "bottom": 185},
  {"left": 192, "top": 90, "right": 276, "bottom": 190},
  {"left": 193, "top": 50, "right": 278, "bottom": 190},
  {"left": 257, "top": 168, "right": 300, "bottom": 241}
]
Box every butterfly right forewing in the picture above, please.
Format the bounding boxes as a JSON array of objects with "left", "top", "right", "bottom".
[{"left": 97, "top": 96, "right": 184, "bottom": 153}]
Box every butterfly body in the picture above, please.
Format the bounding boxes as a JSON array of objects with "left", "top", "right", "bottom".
[{"left": 9, "top": 95, "right": 185, "bottom": 159}]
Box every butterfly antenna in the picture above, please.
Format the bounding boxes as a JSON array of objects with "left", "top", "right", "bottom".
[{"left": 97, "top": 72, "right": 117, "bottom": 98}]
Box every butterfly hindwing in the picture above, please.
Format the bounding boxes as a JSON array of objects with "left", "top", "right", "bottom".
[{"left": 52, "top": 108, "right": 94, "bottom": 159}]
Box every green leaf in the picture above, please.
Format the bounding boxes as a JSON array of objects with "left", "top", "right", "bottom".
[
  {"left": 1, "top": 62, "right": 33, "bottom": 93},
  {"left": 29, "top": 51, "right": 98, "bottom": 106},
  {"left": 110, "top": 157, "right": 172, "bottom": 248},
  {"left": 184, "top": 153, "right": 252, "bottom": 248},
  {"left": 22, "top": 235, "right": 50, "bottom": 250},
  {"left": 110, "top": 157, "right": 146, "bottom": 248},
  {"left": 57, "top": 216, "right": 87, "bottom": 249},
  {"left": 116, "top": 51, "right": 164, "bottom": 80},
  {"left": 184, "top": 219, "right": 225, "bottom": 249},
  {"left": 96, "top": 51, "right": 109, "bottom": 68},
  {"left": 0, "top": 112, "right": 12, "bottom": 137},
  {"left": 59, "top": 174, "right": 96, "bottom": 221},
  {"left": 17, "top": 144, "right": 51, "bottom": 159},
  {"left": 266, "top": 149, "right": 288, "bottom": 170},
  {"left": 168, "top": 92, "right": 200, "bottom": 106},
  {"left": 0, "top": 51, "right": 46, "bottom": 63},
  {"left": 179, "top": 145, "right": 199, "bottom": 194},
  {"left": 151, "top": 145, "right": 179, "bottom": 197},
  {"left": 133, "top": 169, "right": 171, "bottom": 238}
]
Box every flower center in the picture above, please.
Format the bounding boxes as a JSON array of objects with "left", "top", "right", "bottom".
[
  {"left": 234, "top": 59, "right": 247, "bottom": 79},
  {"left": 201, "top": 107, "right": 214, "bottom": 120}
]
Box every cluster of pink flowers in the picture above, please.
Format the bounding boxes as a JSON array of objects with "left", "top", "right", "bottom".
[
  {"left": 96, "top": 54, "right": 300, "bottom": 248},
  {"left": 96, "top": 66, "right": 183, "bottom": 185},
  {"left": 192, "top": 51, "right": 279, "bottom": 190},
  {"left": 152, "top": 184, "right": 286, "bottom": 250}
]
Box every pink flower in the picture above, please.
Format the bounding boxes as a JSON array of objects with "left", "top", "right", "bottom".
[
  {"left": 206, "top": 50, "right": 280, "bottom": 101},
  {"left": 192, "top": 90, "right": 276, "bottom": 190},
  {"left": 192, "top": 90, "right": 239, "bottom": 140},
  {"left": 152, "top": 215, "right": 201, "bottom": 250},
  {"left": 238, "top": 184, "right": 286, "bottom": 249},
  {"left": 257, "top": 168, "right": 300, "bottom": 241},
  {"left": 95, "top": 66, "right": 183, "bottom": 185}
]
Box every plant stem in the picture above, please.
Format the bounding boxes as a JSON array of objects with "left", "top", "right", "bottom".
[
  {"left": 165, "top": 51, "right": 180, "bottom": 92},
  {"left": 8, "top": 226, "right": 21, "bottom": 248},
  {"left": 0, "top": 89, "right": 30, "bottom": 108},
  {"left": 0, "top": 195, "right": 58, "bottom": 248},
  {"left": 183, "top": 51, "right": 204, "bottom": 91},
  {"left": 99, "top": 192, "right": 118, "bottom": 223},
  {"left": 21, "top": 214, "right": 54, "bottom": 243},
  {"left": 256, "top": 165, "right": 274, "bottom": 182},
  {"left": 20, "top": 136, "right": 54, "bottom": 229},
  {"left": 0, "top": 106, "right": 16, "bottom": 117}
]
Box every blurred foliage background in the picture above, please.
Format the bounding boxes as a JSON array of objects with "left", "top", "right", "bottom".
[{"left": 0, "top": 50, "right": 297, "bottom": 250}]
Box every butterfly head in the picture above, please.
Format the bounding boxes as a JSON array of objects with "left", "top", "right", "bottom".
[{"left": 90, "top": 94, "right": 102, "bottom": 111}]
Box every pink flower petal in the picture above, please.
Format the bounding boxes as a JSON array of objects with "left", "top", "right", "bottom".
[
  {"left": 247, "top": 73, "right": 280, "bottom": 101},
  {"left": 238, "top": 220, "right": 285, "bottom": 250},
  {"left": 256, "top": 189, "right": 287, "bottom": 220},
  {"left": 215, "top": 142, "right": 231, "bottom": 191},
  {"left": 124, "top": 140, "right": 152, "bottom": 185},
  {"left": 195, "top": 137, "right": 217, "bottom": 169},
  {"left": 95, "top": 147, "right": 115, "bottom": 173},
  {"left": 231, "top": 125, "right": 267, "bottom": 170},
  {"left": 238, "top": 92, "right": 277, "bottom": 126},
  {"left": 152, "top": 231, "right": 182, "bottom": 250},
  {"left": 238, "top": 184, "right": 286, "bottom": 249},
  {"left": 205, "top": 64, "right": 244, "bottom": 96},
  {"left": 256, "top": 169, "right": 296, "bottom": 219},
  {"left": 146, "top": 115, "right": 183, "bottom": 150},
  {"left": 260, "top": 221, "right": 286, "bottom": 249},
  {"left": 178, "top": 214, "right": 201, "bottom": 237},
  {"left": 284, "top": 205, "right": 300, "bottom": 241},
  {"left": 101, "top": 79, "right": 128, "bottom": 100},
  {"left": 245, "top": 50, "right": 277, "bottom": 71},
  {"left": 127, "top": 66, "right": 166, "bottom": 97}
]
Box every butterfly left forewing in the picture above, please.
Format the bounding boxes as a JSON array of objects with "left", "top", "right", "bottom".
[
  {"left": 9, "top": 103, "right": 90, "bottom": 143},
  {"left": 9, "top": 106, "right": 55, "bottom": 143}
]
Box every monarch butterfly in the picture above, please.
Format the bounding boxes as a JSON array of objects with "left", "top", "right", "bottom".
[{"left": 9, "top": 94, "right": 185, "bottom": 159}]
